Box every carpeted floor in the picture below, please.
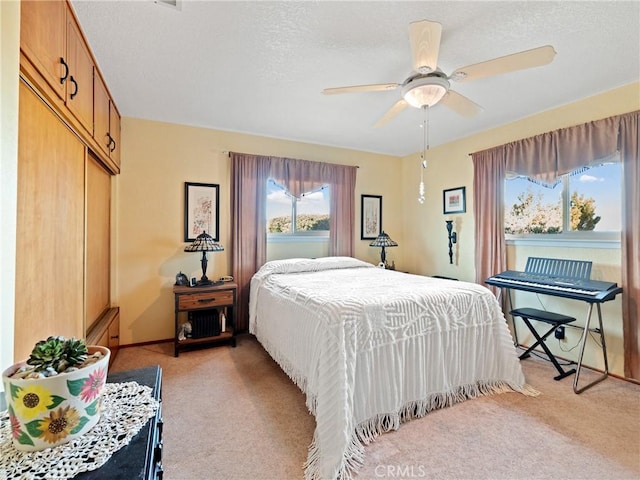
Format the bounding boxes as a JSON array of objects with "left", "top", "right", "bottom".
[{"left": 111, "top": 334, "right": 640, "bottom": 480}]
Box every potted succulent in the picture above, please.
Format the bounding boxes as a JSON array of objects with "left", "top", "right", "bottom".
[{"left": 2, "top": 336, "right": 110, "bottom": 451}]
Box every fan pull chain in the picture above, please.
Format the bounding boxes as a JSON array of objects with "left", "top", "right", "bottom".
[{"left": 418, "top": 106, "right": 429, "bottom": 204}]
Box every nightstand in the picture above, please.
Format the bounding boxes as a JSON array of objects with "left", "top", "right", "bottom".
[{"left": 173, "top": 282, "right": 237, "bottom": 357}]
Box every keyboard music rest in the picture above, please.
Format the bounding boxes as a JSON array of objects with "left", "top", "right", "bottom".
[{"left": 485, "top": 256, "right": 623, "bottom": 394}]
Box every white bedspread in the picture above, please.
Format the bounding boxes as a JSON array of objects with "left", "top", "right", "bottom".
[{"left": 249, "top": 257, "right": 530, "bottom": 479}]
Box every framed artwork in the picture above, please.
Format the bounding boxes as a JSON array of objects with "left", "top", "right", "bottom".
[
  {"left": 184, "top": 182, "right": 220, "bottom": 241},
  {"left": 443, "top": 186, "right": 466, "bottom": 214},
  {"left": 361, "top": 194, "right": 382, "bottom": 240}
]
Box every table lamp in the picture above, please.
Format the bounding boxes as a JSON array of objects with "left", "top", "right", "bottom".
[
  {"left": 369, "top": 231, "right": 398, "bottom": 267},
  {"left": 184, "top": 231, "right": 224, "bottom": 286}
]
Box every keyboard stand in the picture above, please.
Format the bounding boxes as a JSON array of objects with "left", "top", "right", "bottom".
[{"left": 573, "top": 303, "right": 609, "bottom": 394}]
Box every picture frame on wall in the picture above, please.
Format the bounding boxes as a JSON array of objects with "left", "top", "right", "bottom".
[
  {"left": 184, "top": 182, "right": 220, "bottom": 242},
  {"left": 361, "top": 194, "right": 382, "bottom": 240},
  {"left": 443, "top": 186, "right": 466, "bottom": 214}
]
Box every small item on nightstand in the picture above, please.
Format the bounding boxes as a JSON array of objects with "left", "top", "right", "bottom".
[
  {"left": 175, "top": 271, "right": 189, "bottom": 286},
  {"left": 221, "top": 313, "right": 226, "bottom": 332},
  {"left": 178, "top": 321, "right": 192, "bottom": 341}
]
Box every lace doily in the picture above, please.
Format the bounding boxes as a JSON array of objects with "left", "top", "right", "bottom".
[{"left": 0, "top": 381, "right": 159, "bottom": 480}]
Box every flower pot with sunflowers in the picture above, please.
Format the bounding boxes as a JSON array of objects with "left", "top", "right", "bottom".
[{"left": 2, "top": 336, "right": 110, "bottom": 451}]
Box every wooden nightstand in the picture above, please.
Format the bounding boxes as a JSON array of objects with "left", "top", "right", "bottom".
[{"left": 173, "top": 282, "right": 237, "bottom": 357}]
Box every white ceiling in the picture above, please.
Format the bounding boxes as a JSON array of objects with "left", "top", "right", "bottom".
[{"left": 71, "top": 1, "right": 640, "bottom": 157}]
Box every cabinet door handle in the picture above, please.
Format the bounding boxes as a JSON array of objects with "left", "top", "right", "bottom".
[
  {"left": 69, "top": 76, "right": 78, "bottom": 99},
  {"left": 110, "top": 335, "right": 119, "bottom": 339},
  {"left": 60, "top": 57, "right": 69, "bottom": 84},
  {"left": 110, "top": 137, "right": 116, "bottom": 153}
]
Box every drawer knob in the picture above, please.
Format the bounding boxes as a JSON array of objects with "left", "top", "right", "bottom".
[{"left": 197, "top": 298, "right": 215, "bottom": 302}]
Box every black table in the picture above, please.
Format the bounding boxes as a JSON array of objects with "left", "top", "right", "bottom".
[{"left": 75, "top": 365, "right": 163, "bottom": 479}]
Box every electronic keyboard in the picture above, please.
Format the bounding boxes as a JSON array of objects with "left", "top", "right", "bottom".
[{"left": 485, "top": 257, "right": 622, "bottom": 303}]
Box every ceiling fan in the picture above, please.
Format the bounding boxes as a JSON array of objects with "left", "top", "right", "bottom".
[{"left": 322, "top": 20, "right": 556, "bottom": 127}]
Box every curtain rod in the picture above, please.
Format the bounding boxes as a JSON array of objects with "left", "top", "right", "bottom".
[{"left": 224, "top": 150, "right": 359, "bottom": 167}]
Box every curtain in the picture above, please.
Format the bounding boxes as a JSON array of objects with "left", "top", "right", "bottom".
[
  {"left": 472, "top": 147, "right": 507, "bottom": 293},
  {"left": 230, "top": 152, "right": 357, "bottom": 331},
  {"left": 503, "top": 115, "right": 621, "bottom": 186},
  {"left": 230, "top": 153, "right": 270, "bottom": 332},
  {"left": 269, "top": 156, "right": 328, "bottom": 199},
  {"left": 620, "top": 111, "right": 640, "bottom": 380},
  {"left": 329, "top": 163, "right": 357, "bottom": 256}
]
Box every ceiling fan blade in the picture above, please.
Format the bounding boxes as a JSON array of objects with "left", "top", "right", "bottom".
[
  {"left": 439, "top": 90, "right": 483, "bottom": 118},
  {"left": 409, "top": 20, "right": 443, "bottom": 74},
  {"left": 450, "top": 45, "right": 556, "bottom": 83},
  {"left": 322, "top": 83, "right": 399, "bottom": 95},
  {"left": 374, "top": 99, "right": 408, "bottom": 128}
]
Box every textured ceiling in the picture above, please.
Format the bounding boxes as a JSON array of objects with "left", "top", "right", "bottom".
[{"left": 71, "top": 1, "right": 640, "bottom": 157}]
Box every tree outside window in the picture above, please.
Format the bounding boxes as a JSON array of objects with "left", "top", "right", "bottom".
[
  {"left": 504, "top": 163, "right": 621, "bottom": 235},
  {"left": 266, "top": 180, "right": 330, "bottom": 235}
]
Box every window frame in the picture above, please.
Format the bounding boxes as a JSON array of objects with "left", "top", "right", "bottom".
[
  {"left": 504, "top": 163, "right": 621, "bottom": 248},
  {"left": 266, "top": 180, "right": 330, "bottom": 239}
]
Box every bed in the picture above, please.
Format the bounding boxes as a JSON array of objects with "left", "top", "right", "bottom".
[{"left": 249, "top": 257, "right": 532, "bottom": 480}]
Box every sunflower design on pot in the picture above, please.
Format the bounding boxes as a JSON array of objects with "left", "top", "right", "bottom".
[{"left": 2, "top": 337, "right": 110, "bottom": 452}]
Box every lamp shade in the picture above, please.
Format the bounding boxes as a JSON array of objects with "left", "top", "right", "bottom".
[
  {"left": 369, "top": 231, "right": 398, "bottom": 248},
  {"left": 184, "top": 231, "right": 224, "bottom": 253}
]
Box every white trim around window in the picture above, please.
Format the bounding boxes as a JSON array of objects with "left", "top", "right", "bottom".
[{"left": 506, "top": 231, "right": 620, "bottom": 249}]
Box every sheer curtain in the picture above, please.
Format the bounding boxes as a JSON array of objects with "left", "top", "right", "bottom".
[
  {"left": 230, "top": 152, "right": 357, "bottom": 331},
  {"left": 472, "top": 111, "right": 639, "bottom": 380}
]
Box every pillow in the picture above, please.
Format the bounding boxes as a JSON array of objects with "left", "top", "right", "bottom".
[{"left": 257, "top": 256, "right": 373, "bottom": 276}]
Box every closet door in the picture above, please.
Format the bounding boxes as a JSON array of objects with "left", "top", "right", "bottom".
[
  {"left": 86, "top": 152, "right": 111, "bottom": 332},
  {"left": 15, "top": 81, "right": 85, "bottom": 361}
]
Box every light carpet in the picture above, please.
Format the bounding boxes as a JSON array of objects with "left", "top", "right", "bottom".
[{"left": 111, "top": 335, "right": 640, "bottom": 480}]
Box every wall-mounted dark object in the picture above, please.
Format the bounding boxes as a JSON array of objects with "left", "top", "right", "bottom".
[{"left": 446, "top": 220, "right": 457, "bottom": 264}]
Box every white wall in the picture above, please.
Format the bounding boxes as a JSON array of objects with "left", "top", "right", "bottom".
[{"left": 0, "top": 1, "right": 20, "bottom": 372}]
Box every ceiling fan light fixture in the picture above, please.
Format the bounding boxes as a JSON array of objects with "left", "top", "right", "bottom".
[{"left": 402, "top": 76, "right": 450, "bottom": 108}]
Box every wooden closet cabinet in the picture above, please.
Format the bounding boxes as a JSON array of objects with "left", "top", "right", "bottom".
[
  {"left": 20, "top": 0, "right": 120, "bottom": 175},
  {"left": 19, "top": 0, "right": 66, "bottom": 101},
  {"left": 65, "top": 13, "right": 94, "bottom": 134},
  {"left": 94, "top": 72, "right": 121, "bottom": 168},
  {"left": 17, "top": 0, "right": 121, "bottom": 363},
  {"left": 21, "top": 0, "right": 94, "bottom": 135}
]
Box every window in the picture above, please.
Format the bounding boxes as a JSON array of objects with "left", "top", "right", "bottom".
[
  {"left": 266, "top": 179, "right": 330, "bottom": 236},
  {"left": 504, "top": 162, "right": 621, "bottom": 238}
]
